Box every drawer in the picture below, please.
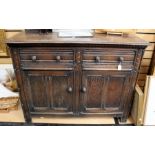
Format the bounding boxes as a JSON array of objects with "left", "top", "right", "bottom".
[
  {"left": 19, "top": 48, "right": 74, "bottom": 70},
  {"left": 82, "top": 48, "right": 136, "bottom": 70},
  {"left": 82, "top": 48, "right": 135, "bottom": 63}
]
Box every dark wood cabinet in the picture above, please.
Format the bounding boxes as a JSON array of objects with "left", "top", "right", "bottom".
[{"left": 7, "top": 32, "right": 148, "bottom": 123}]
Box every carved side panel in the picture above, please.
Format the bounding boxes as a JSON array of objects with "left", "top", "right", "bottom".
[
  {"left": 134, "top": 49, "right": 144, "bottom": 71},
  {"left": 10, "top": 48, "right": 32, "bottom": 122}
]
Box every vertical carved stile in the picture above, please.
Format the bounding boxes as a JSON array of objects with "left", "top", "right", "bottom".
[{"left": 48, "top": 76, "right": 53, "bottom": 109}]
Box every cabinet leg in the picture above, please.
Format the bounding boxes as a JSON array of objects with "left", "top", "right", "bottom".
[
  {"left": 23, "top": 111, "right": 32, "bottom": 123},
  {"left": 24, "top": 116, "right": 32, "bottom": 123},
  {"left": 119, "top": 117, "right": 127, "bottom": 123}
]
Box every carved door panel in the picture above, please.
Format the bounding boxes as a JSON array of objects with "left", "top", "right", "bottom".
[
  {"left": 80, "top": 71, "right": 131, "bottom": 114},
  {"left": 22, "top": 70, "right": 74, "bottom": 114}
]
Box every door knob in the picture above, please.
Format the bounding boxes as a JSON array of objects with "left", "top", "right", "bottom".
[
  {"left": 81, "top": 87, "right": 86, "bottom": 93},
  {"left": 119, "top": 57, "right": 124, "bottom": 62},
  {"left": 95, "top": 56, "right": 100, "bottom": 63},
  {"left": 56, "top": 55, "right": 61, "bottom": 62},
  {"left": 119, "top": 57, "right": 124, "bottom": 63},
  {"left": 67, "top": 87, "right": 73, "bottom": 93}
]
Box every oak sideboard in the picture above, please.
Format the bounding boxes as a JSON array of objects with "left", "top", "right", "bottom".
[{"left": 7, "top": 32, "right": 148, "bottom": 123}]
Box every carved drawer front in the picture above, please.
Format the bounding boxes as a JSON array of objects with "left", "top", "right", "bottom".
[
  {"left": 19, "top": 48, "right": 74, "bottom": 70},
  {"left": 82, "top": 48, "right": 136, "bottom": 70}
]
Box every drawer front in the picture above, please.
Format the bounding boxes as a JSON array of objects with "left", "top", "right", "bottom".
[
  {"left": 82, "top": 48, "right": 136, "bottom": 70},
  {"left": 19, "top": 48, "right": 74, "bottom": 70}
]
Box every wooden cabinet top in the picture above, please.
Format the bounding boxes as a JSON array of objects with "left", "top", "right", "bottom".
[{"left": 6, "top": 32, "right": 148, "bottom": 47}]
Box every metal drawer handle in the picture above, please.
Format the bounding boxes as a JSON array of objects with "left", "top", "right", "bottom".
[
  {"left": 56, "top": 55, "right": 61, "bottom": 62},
  {"left": 95, "top": 56, "right": 100, "bottom": 63},
  {"left": 31, "top": 56, "right": 37, "bottom": 62},
  {"left": 67, "top": 87, "right": 73, "bottom": 93},
  {"left": 81, "top": 87, "right": 86, "bottom": 93}
]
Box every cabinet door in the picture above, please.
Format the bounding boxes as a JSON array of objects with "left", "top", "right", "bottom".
[
  {"left": 80, "top": 71, "right": 131, "bottom": 114},
  {"left": 22, "top": 70, "right": 74, "bottom": 115}
]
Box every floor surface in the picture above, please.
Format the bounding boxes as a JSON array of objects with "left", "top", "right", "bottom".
[{"left": 0, "top": 103, "right": 134, "bottom": 126}]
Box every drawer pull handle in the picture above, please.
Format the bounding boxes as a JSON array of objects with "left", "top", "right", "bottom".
[
  {"left": 95, "top": 56, "right": 100, "bottom": 63},
  {"left": 67, "top": 87, "right": 73, "bottom": 93},
  {"left": 119, "top": 57, "right": 124, "bottom": 62},
  {"left": 31, "top": 56, "right": 37, "bottom": 62},
  {"left": 56, "top": 55, "right": 61, "bottom": 62},
  {"left": 81, "top": 87, "right": 86, "bottom": 93}
]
